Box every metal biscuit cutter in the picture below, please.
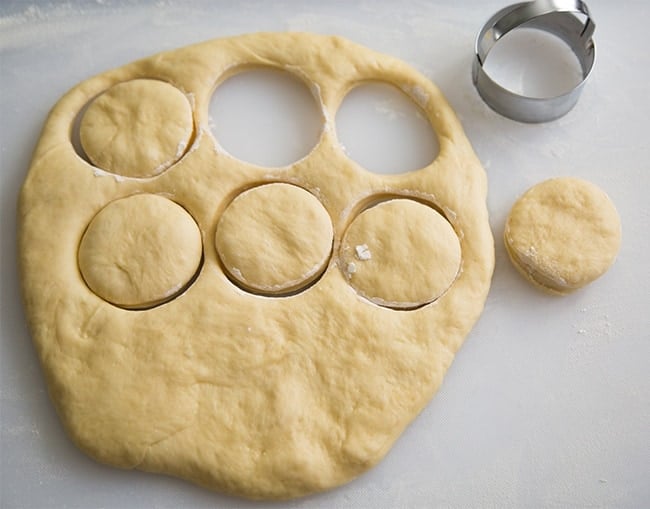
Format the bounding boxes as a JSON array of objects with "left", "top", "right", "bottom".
[{"left": 473, "top": 0, "right": 595, "bottom": 123}]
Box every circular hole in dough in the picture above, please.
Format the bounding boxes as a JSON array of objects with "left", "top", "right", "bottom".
[
  {"left": 78, "top": 193, "right": 203, "bottom": 309},
  {"left": 79, "top": 79, "right": 194, "bottom": 178},
  {"left": 340, "top": 198, "right": 461, "bottom": 309},
  {"left": 215, "top": 183, "right": 333, "bottom": 295},
  {"left": 335, "top": 81, "right": 439, "bottom": 174},
  {"left": 504, "top": 177, "right": 622, "bottom": 294},
  {"left": 209, "top": 67, "right": 323, "bottom": 167}
]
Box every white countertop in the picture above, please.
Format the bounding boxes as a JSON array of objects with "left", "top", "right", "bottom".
[{"left": 1, "top": 1, "right": 649, "bottom": 507}]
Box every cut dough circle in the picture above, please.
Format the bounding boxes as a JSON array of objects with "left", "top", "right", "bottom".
[
  {"left": 340, "top": 199, "right": 461, "bottom": 308},
  {"left": 19, "top": 33, "right": 495, "bottom": 500},
  {"left": 504, "top": 177, "right": 621, "bottom": 294},
  {"left": 215, "top": 183, "right": 333, "bottom": 294},
  {"left": 80, "top": 79, "right": 194, "bottom": 178},
  {"left": 78, "top": 193, "right": 202, "bottom": 308}
]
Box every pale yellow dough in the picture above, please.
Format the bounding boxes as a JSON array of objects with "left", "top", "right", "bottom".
[
  {"left": 18, "top": 33, "right": 494, "bottom": 499},
  {"left": 340, "top": 199, "right": 461, "bottom": 308},
  {"left": 79, "top": 79, "right": 194, "bottom": 178},
  {"left": 78, "top": 193, "right": 203, "bottom": 308},
  {"left": 215, "top": 183, "right": 333, "bottom": 294},
  {"left": 504, "top": 177, "right": 621, "bottom": 294}
]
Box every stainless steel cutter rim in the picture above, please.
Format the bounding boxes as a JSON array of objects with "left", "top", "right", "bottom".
[{"left": 472, "top": 0, "right": 596, "bottom": 123}]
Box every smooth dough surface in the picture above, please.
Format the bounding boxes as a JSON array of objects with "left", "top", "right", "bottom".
[
  {"left": 79, "top": 79, "right": 194, "bottom": 177},
  {"left": 504, "top": 177, "right": 621, "bottom": 294},
  {"left": 78, "top": 193, "right": 203, "bottom": 308},
  {"left": 19, "top": 33, "right": 494, "bottom": 499},
  {"left": 215, "top": 183, "right": 333, "bottom": 294},
  {"left": 340, "top": 199, "right": 461, "bottom": 308}
]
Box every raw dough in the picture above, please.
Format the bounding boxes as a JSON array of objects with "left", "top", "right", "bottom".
[
  {"left": 504, "top": 177, "right": 621, "bottom": 294},
  {"left": 78, "top": 193, "right": 203, "bottom": 308},
  {"left": 79, "top": 78, "right": 194, "bottom": 178},
  {"left": 340, "top": 199, "right": 461, "bottom": 308},
  {"left": 18, "top": 33, "right": 494, "bottom": 499},
  {"left": 215, "top": 183, "right": 333, "bottom": 294}
]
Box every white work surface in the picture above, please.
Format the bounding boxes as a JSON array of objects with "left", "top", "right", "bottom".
[{"left": 1, "top": 1, "right": 649, "bottom": 507}]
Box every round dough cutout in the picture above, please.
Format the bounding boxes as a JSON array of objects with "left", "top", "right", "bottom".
[
  {"left": 79, "top": 79, "right": 194, "bottom": 178},
  {"left": 215, "top": 183, "right": 333, "bottom": 294},
  {"left": 504, "top": 177, "right": 622, "bottom": 294},
  {"left": 340, "top": 198, "right": 461, "bottom": 308},
  {"left": 78, "top": 193, "right": 203, "bottom": 308}
]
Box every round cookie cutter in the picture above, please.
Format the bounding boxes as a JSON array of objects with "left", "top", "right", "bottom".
[{"left": 472, "top": 0, "right": 596, "bottom": 123}]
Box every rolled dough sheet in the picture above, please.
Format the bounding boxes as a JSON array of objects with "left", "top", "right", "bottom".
[{"left": 18, "top": 33, "right": 494, "bottom": 499}]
